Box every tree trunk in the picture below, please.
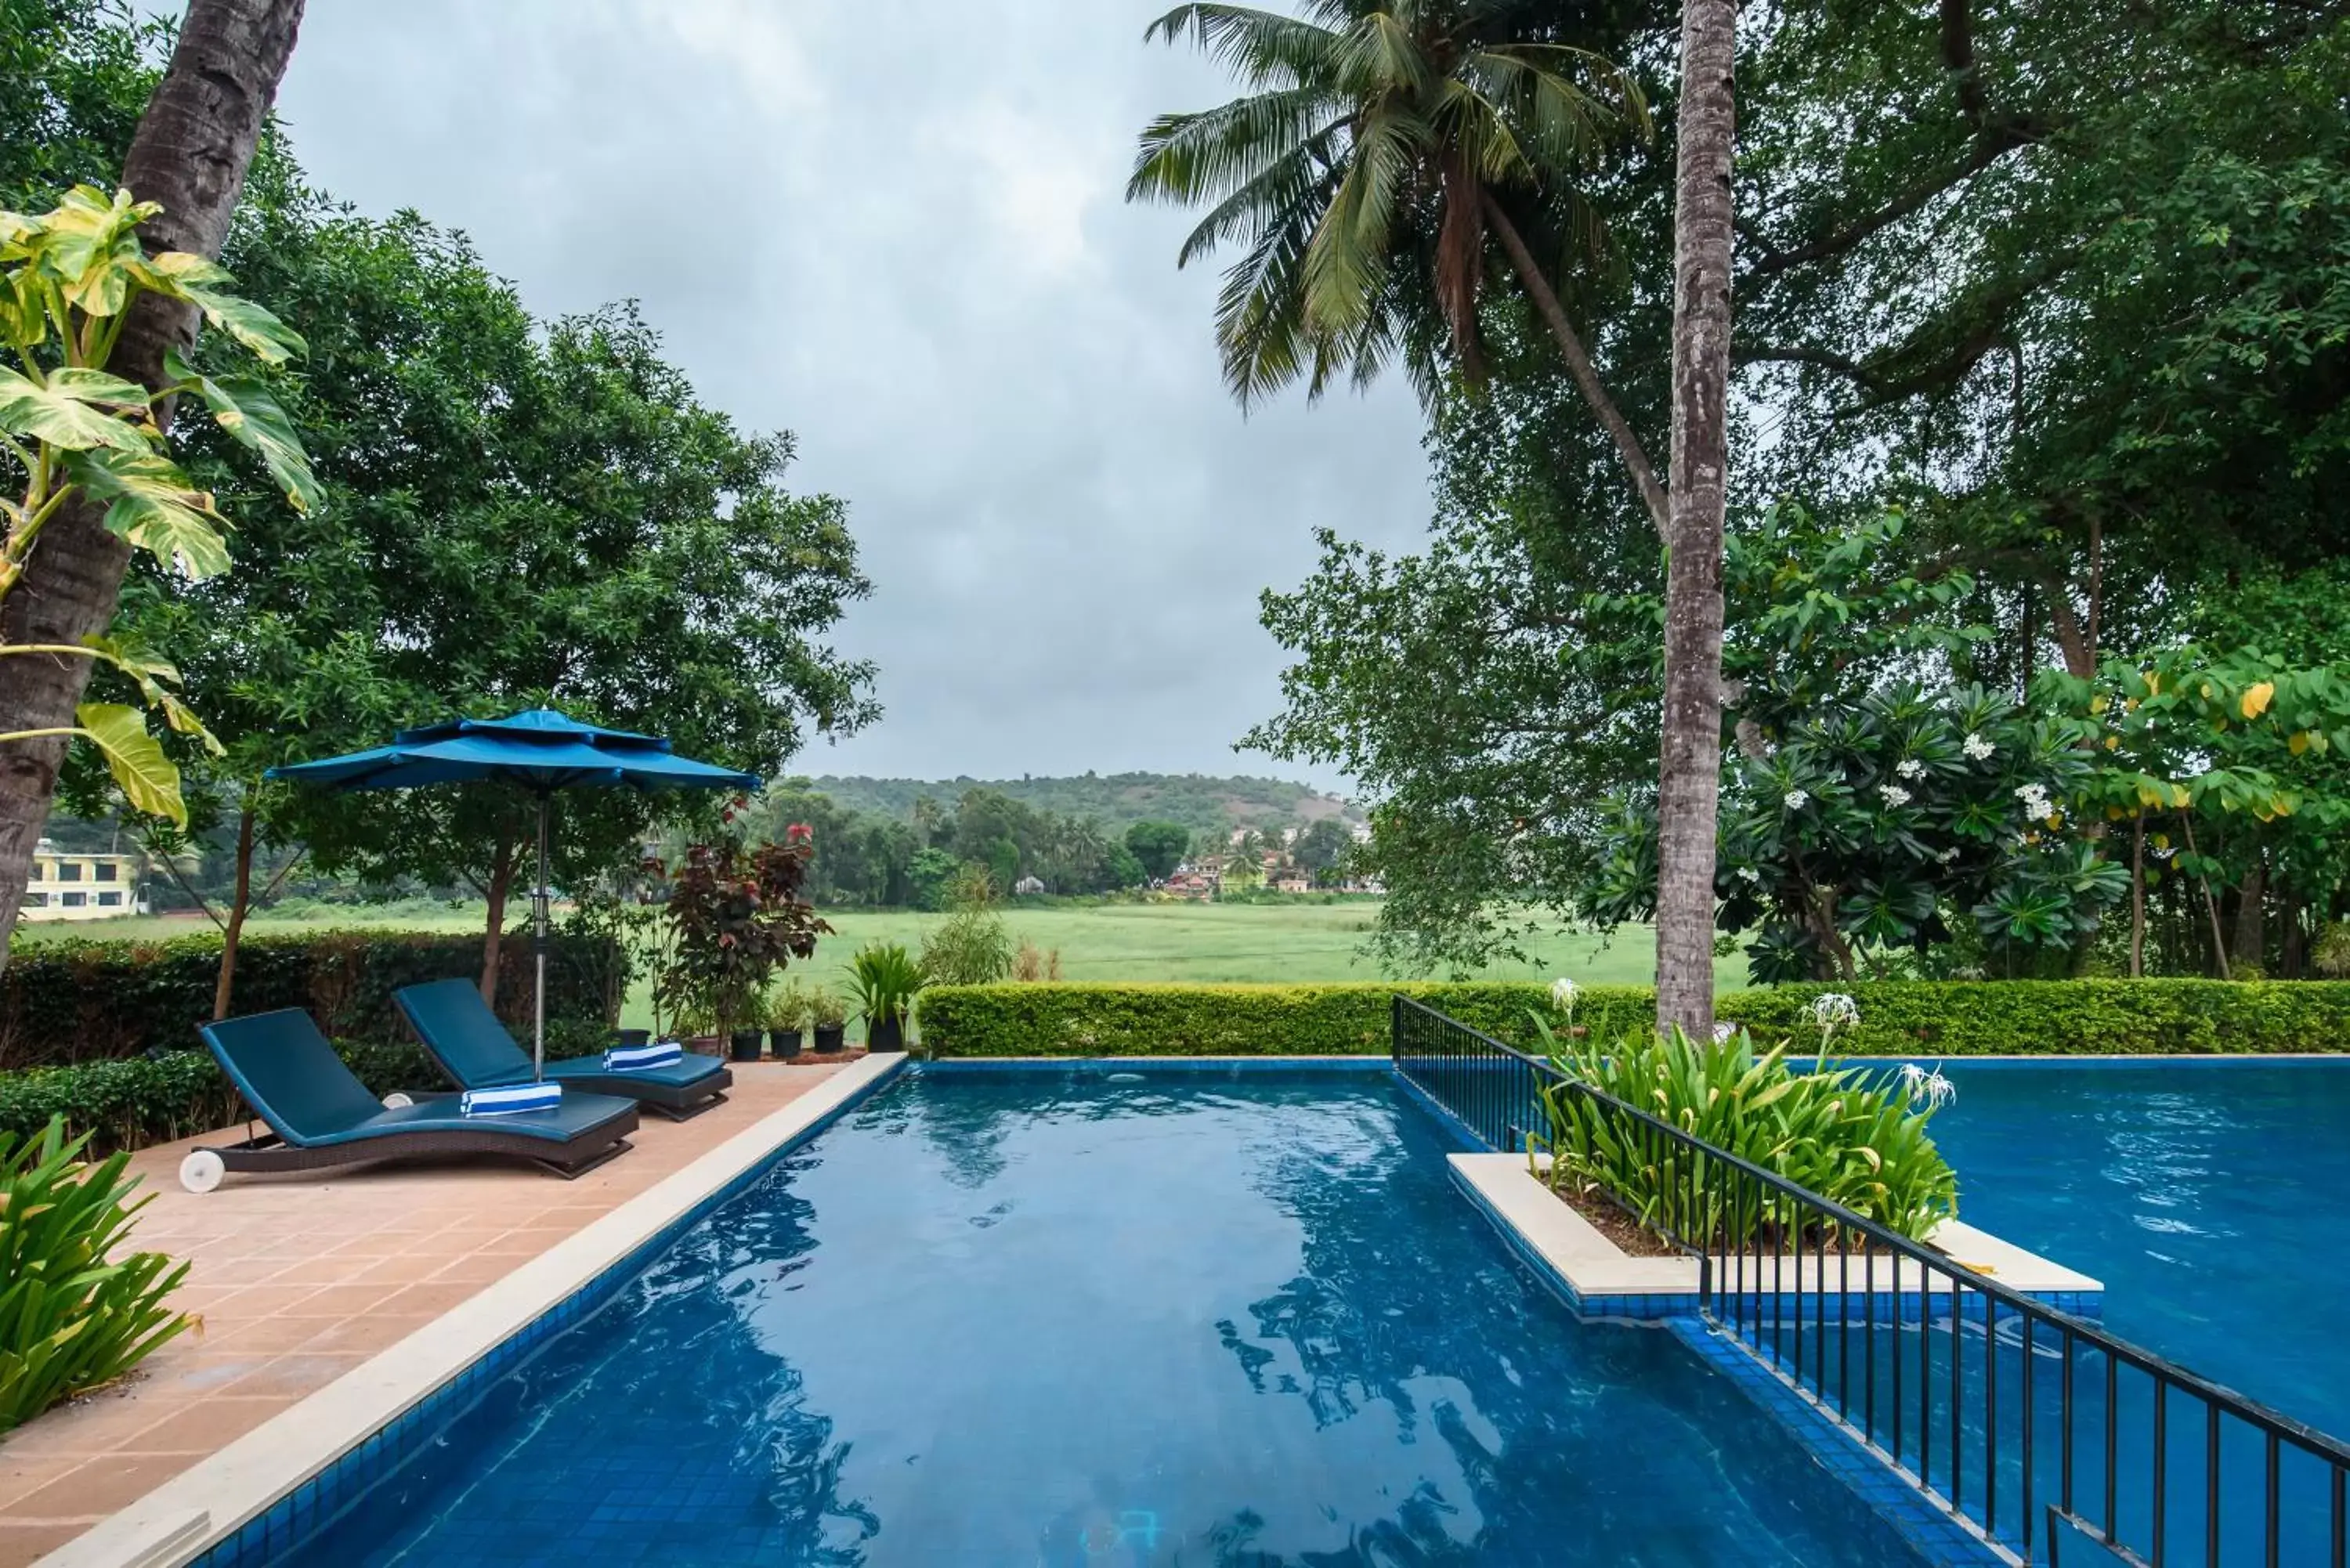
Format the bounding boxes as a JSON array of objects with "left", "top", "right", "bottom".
[
  {"left": 1482, "top": 193, "right": 1671, "bottom": 538},
  {"left": 212, "top": 799, "right": 257, "bottom": 1020},
  {"left": 2233, "top": 851, "right": 2266, "bottom": 976},
  {"left": 0, "top": 0, "right": 306, "bottom": 970},
  {"left": 479, "top": 831, "right": 516, "bottom": 1003},
  {"left": 1653, "top": 0, "right": 1738, "bottom": 1039},
  {"left": 2129, "top": 812, "right": 2146, "bottom": 979}
]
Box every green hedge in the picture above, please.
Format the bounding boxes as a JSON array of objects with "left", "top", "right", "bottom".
[
  {"left": 0, "top": 928, "right": 621, "bottom": 1071},
  {"left": 916, "top": 979, "right": 2350, "bottom": 1059},
  {"left": 0, "top": 1020, "right": 615, "bottom": 1154}
]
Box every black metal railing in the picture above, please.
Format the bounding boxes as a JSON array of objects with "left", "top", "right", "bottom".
[{"left": 1392, "top": 995, "right": 2350, "bottom": 1568}]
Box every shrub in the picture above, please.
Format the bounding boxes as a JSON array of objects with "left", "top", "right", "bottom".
[
  {"left": 845, "top": 942, "right": 923, "bottom": 1027},
  {"left": 916, "top": 978, "right": 2350, "bottom": 1059},
  {"left": 920, "top": 904, "right": 1015, "bottom": 986},
  {"left": 0, "top": 928, "right": 622, "bottom": 1071},
  {"left": 0, "top": 1118, "right": 192, "bottom": 1433},
  {"left": 1529, "top": 1020, "right": 1958, "bottom": 1245}
]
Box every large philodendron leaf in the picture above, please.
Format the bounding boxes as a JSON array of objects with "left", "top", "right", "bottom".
[
  {"left": 32, "top": 186, "right": 158, "bottom": 317},
  {"left": 73, "top": 703, "right": 185, "bottom": 826},
  {"left": 0, "top": 367, "right": 153, "bottom": 453},
  {"left": 137, "top": 252, "right": 306, "bottom": 366},
  {"left": 162, "top": 349, "right": 320, "bottom": 513},
  {"left": 59, "top": 447, "right": 231, "bottom": 579},
  {"left": 79, "top": 634, "right": 224, "bottom": 756}
]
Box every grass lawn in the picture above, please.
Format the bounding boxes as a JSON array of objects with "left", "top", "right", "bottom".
[{"left": 17, "top": 898, "right": 1743, "bottom": 1028}]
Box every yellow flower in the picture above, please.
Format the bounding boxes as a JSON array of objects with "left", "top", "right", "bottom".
[
  {"left": 2241, "top": 681, "right": 2275, "bottom": 720},
  {"left": 2090, "top": 695, "right": 2110, "bottom": 714},
  {"left": 2290, "top": 730, "right": 2312, "bottom": 756},
  {"left": 2104, "top": 734, "right": 2120, "bottom": 750}
]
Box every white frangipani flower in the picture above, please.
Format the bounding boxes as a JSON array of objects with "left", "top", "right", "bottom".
[
  {"left": 1895, "top": 758, "right": 1928, "bottom": 780},
  {"left": 1736, "top": 865, "right": 1762, "bottom": 884},
  {"left": 1878, "top": 783, "right": 1912, "bottom": 807},
  {"left": 1963, "top": 732, "right": 1996, "bottom": 761},
  {"left": 1784, "top": 788, "right": 1810, "bottom": 811},
  {"left": 1936, "top": 846, "right": 1961, "bottom": 864}
]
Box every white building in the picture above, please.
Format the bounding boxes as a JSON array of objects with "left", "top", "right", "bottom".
[{"left": 22, "top": 838, "right": 149, "bottom": 921}]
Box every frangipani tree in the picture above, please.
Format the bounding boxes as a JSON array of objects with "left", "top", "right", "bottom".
[{"left": 0, "top": 185, "right": 317, "bottom": 825}]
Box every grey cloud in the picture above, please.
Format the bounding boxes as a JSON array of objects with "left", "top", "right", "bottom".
[{"left": 266, "top": 0, "right": 1431, "bottom": 787}]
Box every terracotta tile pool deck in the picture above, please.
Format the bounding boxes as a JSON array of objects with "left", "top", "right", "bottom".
[{"left": 0, "top": 1058, "right": 854, "bottom": 1567}]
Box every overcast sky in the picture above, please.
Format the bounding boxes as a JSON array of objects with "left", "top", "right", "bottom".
[{"left": 257, "top": 0, "right": 1432, "bottom": 789}]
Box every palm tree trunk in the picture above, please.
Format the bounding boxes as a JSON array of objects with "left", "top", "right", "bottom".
[
  {"left": 1654, "top": 0, "right": 1739, "bottom": 1039},
  {"left": 0, "top": 0, "right": 306, "bottom": 970},
  {"left": 1482, "top": 193, "right": 1670, "bottom": 538}
]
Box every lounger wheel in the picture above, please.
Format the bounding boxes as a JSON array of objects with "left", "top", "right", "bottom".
[
  {"left": 382, "top": 1091, "right": 415, "bottom": 1109},
  {"left": 179, "top": 1150, "right": 226, "bottom": 1194}
]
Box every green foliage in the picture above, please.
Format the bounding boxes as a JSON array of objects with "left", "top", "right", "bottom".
[
  {"left": 918, "top": 873, "right": 1017, "bottom": 986},
  {"left": 0, "top": 182, "right": 323, "bottom": 827},
  {"left": 813, "top": 773, "right": 1353, "bottom": 847},
  {"left": 762, "top": 975, "right": 814, "bottom": 1033},
  {"left": 0, "top": 1117, "right": 190, "bottom": 1432},
  {"left": 0, "top": 927, "right": 620, "bottom": 1072},
  {"left": 917, "top": 978, "right": 2350, "bottom": 1060},
  {"left": 844, "top": 941, "right": 923, "bottom": 1027},
  {"left": 1529, "top": 1021, "right": 1958, "bottom": 1245},
  {"left": 806, "top": 985, "right": 848, "bottom": 1031},
  {"left": 1123, "top": 820, "right": 1191, "bottom": 882}
]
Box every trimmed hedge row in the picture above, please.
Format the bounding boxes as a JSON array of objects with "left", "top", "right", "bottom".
[
  {"left": 915, "top": 979, "right": 2350, "bottom": 1059},
  {"left": 0, "top": 928, "right": 621, "bottom": 1071}
]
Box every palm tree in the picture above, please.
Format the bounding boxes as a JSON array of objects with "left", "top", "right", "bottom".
[
  {"left": 1128, "top": 0, "right": 1668, "bottom": 533},
  {"left": 1653, "top": 0, "right": 1737, "bottom": 1039},
  {"left": 0, "top": 0, "right": 309, "bottom": 961}
]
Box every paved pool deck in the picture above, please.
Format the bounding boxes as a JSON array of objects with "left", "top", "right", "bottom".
[{"left": 0, "top": 1057, "right": 857, "bottom": 1568}]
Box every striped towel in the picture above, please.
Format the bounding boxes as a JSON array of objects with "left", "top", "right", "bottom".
[
  {"left": 460, "top": 1082, "right": 562, "bottom": 1117},
  {"left": 604, "top": 1040, "right": 683, "bottom": 1072}
]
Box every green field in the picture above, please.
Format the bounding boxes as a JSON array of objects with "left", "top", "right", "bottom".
[{"left": 16, "top": 899, "right": 1739, "bottom": 1006}]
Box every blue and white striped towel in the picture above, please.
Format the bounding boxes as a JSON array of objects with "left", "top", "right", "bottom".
[
  {"left": 604, "top": 1040, "right": 683, "bottom": 1072},
  {"left": 459, "top": 1082, "right": 562, "bottom": 1117}
]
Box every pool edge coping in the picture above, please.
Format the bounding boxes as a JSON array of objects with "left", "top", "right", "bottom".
[{"left": 36, "top": 1051, "right": 909, "bottom": 1568}]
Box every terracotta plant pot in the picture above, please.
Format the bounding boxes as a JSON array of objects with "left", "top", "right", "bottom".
[
  {"left": 770, "top": 1028, "right": 804, "bottom": 1060},
  {"left": 868, "top": 1017, "right": 905, "bottom": 1053},
  {"left": 813, "top": 1024, "right": 846, "bottom": 1054},
  {"left": 728, "top": 1029, "right": 765, "bottom": 1062}
]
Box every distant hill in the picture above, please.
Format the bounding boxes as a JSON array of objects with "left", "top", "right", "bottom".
[{"left": 806, "top": 772, "right": 1361, "bottom": 840}]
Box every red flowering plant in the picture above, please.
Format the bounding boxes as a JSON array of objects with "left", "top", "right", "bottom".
[{"left": 657, "top": 818, "right": 830, "bottom": 1038}]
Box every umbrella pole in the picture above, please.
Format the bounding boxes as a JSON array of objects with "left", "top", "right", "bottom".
[{"left": 533, "top": 791, "right": 549, "bottom": 1080}]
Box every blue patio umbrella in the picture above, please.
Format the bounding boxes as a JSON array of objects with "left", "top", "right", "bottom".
[{"left": 268, "top": 708, "right": 760, "bottom": 1077}]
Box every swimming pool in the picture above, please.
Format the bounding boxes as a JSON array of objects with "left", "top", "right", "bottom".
[
  {"left": 273, "top": 1069, "right": 1926, "bottom": 1566},
  {"left": 1930, "top": 1060, "right": 2350, "bottom": 1438}
]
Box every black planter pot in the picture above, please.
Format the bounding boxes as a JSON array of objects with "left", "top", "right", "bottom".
[
  {"left": 770, "top": 1028, "right": 804, "bottom": 1060},
  {"left": 729, "top": 1029, "right": 765, "bottom": 1062},
  {"left": 868, "top": 1017, "right": 905, "bottom": 1053},
  {"left": 614, "top": 1028, "right": 653, "bottom": 1049},
  {"left": 813, "top": 1024, "right": 846, "bottom": 1054}
]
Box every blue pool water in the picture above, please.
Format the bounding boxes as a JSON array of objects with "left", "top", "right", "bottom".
[
  {"left": 1932, "top": 1060, "right": 2350, "bottom": 1436},
  {"left": 280, "top": 1071, "right": 1925, "bottom": 1566}
]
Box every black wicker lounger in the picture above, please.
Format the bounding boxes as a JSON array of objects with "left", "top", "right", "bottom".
[
  {"left": 393, "top": 977, "right": 732, "bottom": 1121},
  {"left": 183, "top": 1009, "right": 638, "bottom": 1191}
]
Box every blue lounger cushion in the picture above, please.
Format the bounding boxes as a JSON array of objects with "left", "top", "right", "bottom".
[
  {"left": 394, "top": 977, "right": 727, "bottom": 1092},
  {"left": 199, "top": 1010, "right": 634, "bottom": 1148}
]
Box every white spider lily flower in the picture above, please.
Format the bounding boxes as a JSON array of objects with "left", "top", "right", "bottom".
[
  {"left": 1899, "top": 1061, "right": 1959, "bottom": 1110},
  {"left": 1811, "top": 992, "right": 1860, "bottom": 1029},
  {"left": 1549, "top": 977, "right": 1578, "bottom": 1008},
  {"left": 1712, "top": 1021, "right": 1737, "bottom": 1044}
]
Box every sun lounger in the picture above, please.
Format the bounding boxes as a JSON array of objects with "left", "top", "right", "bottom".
[
  {"left": 393, "top": 977, "right": 732, "bottom": 1121},
  {"left": 182, "top": 1009, "right": 638, "bottom": 1191}
]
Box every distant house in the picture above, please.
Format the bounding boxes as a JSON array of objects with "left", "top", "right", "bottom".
[
  {"left": 23, "top": 838, "right": 147, "bottom": 922},
  {"left": 1159, "top": 863, "right": 1220, "bottom": 900},
  {"left": 1273, "top": 874, "right": 1311, "bottom": 894},
  {"left": 1014, "top": 875, "right": 1047, "bottom": 896}
]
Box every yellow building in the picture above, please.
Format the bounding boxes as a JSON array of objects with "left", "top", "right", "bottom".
[{"left": 22, "top": 839, "right": 148, "bottom": 921}]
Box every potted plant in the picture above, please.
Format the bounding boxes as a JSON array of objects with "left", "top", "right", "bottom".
[
  {"left": 659, "top": 833, "right": 832, "bottom": 1065},
  {"left": 808, "top": 987, "right": 848, "bottom": 1053},
  {"left": 846, "top": 941, "right": 924, "bottom": 1053},
  {"left": 765, "top": 978, "right": 809, "bottom": 1060}
]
